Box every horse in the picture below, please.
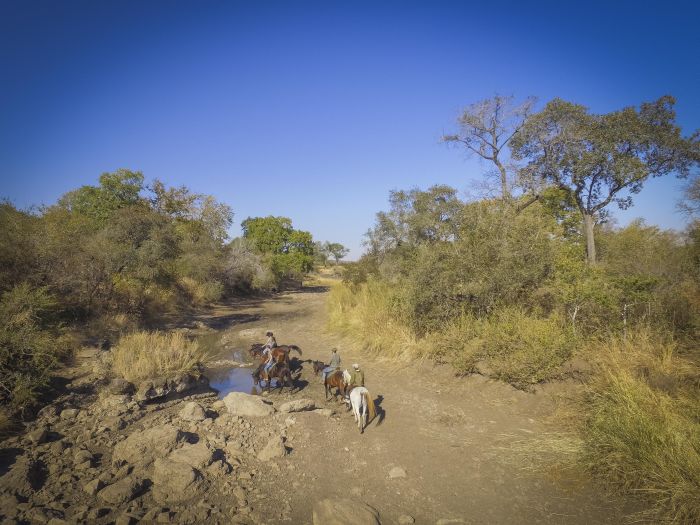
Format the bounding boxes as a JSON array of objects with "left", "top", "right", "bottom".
[
  {"left": 251, "top": 363, "right": 295, "bottom": 394},
  {"left": 249, "top": 343, "right": 302, "bottom": 366},
  {"left": 312, "top": 360, "right": 326, "bottom": 376},
  {"left": 346, "top": 386, "right": 376, "bottom": 434},
  {"left": 324, "top": 370, "right": 347, "bottom": 401}
]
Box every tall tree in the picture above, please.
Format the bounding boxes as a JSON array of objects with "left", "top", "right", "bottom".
[
  {"left": 325, "top": 242, "right": 349, "bottom": 265},
  {"left": 512, "top": 96, "right": 700, "bottom": 264},
  {"left": 443, "top": 95, "right": 535, "bottom": 199},
  {"left": 241, "top": 216, "right": 315, "bottom": 278}
]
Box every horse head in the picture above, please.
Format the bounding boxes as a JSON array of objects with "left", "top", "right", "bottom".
[{"left": 249, "top": 343, "right": 264, "bottom": 358}]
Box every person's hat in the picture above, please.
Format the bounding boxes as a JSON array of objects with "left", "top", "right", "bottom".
[
  {"left": 331, "top": 347, "right": 337, "bottom": 352},
  {"left": 353, "top": 363, "right": 359, "bottom": 369},
  {"left": 266, "top": 331, "right": 273, "bottom": 336}
]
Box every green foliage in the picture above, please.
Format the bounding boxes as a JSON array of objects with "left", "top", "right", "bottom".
[
  {"left": 512, "top": 96, "right": 700, "bottom": 264},
  {"left": 325, "top": 242, "right": 349, "bottom": 265},
  {"left": 0, "top": 171, "right": 251, "bottom": 411},
  {"left": 242, "top": 216, "right": 315, "bottom": 281},
  {"left": 58, "top": 169, "right": 145, "bottom": 225}
]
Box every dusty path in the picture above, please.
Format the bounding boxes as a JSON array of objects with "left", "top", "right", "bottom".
[{"left": 197, "top": 286, "right": 636, "bottom": 524}]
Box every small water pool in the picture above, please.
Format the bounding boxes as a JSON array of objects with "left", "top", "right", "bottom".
[{"left": 208, "top": 366, "right": 259, "bottom": 397}]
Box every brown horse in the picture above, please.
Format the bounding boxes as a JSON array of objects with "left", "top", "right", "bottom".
[
  {"left": 324, "top": 370, "right": 346, "bottom": 401},
  {"left": 251, "top": 363, "right": 294, "bottom": 394},
  {"left": 249, "top": 344, "right": 302, "bottom": 366},
  {"left": 312, "top": 360, "right": 326, "bottom": 376}
]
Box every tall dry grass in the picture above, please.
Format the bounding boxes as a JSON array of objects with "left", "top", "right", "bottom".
[
  {"left": 328, "top": 280, "right": 424, "bottom": 361},
  {"left": 582, "top": 330, "right": 700, "bottom": 523},
  {"left": 111, "top": 331, "right": 209, "bottom": 382},
  {"left": 328, "top": 281, "right": 574, "bottom": 385}
]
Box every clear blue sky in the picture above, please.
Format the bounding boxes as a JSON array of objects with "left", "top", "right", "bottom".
[{"left": 2, "top": 0, "right": 699, "bottom": 259}]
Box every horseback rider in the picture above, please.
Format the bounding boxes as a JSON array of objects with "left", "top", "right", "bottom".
[
  {"left": 262, "top": 331, "right": 277, "bottom": 378},
  {"left": 321, "top": 348, "right": 341, "bottom": 384},
  {"left": 346, "top": 363, "right": 364, "bottom": 393}
]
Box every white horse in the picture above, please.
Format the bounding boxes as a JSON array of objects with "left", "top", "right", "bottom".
[{"left": 342, "top": 370, "right": 376, "bottom": 434}]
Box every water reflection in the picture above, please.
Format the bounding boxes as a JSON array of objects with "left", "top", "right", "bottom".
[{"left": 208, "top": 366, "right": 259, "bottom": 397}]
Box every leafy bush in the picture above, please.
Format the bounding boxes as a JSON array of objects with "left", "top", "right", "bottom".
[
  {"left": 471, "top": 308, "right": 575, "bottom": 386},
  {"left": 581, "top": 331, "right": 700, "bottom": 523},
  {"left": 110, "top": 331, "right": 209, "bottom": 382}
]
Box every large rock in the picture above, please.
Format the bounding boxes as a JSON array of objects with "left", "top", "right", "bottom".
[
  {"left": 151, "top": 457, "right": 203, "bottom": 503},
  {"left": 168, "top": 442, "right": 213, "bottom": 469},
  {"left": 106, "top": 378, "right": 135, "bottom": 395},
  {"left": 98, "top": 476, "right": 145, "bottom": 505},
  {"left": 135, "top": 373, "right": 209, "bottom": 402},
  {"left": 257, "top": 436, "right": 287, "bottom": 462},
  {"left": 312, "top": 498, "right": 381, "bottom": 525},
  {"left": 60, "top": 408, "right": 80, "bottom": 420},
  {"left": 112, "top": 424, "right": 186, "bottom": 467},
  {"left": 27, "top": 426, "right": 49, "bottom": 445},
  {"left": 388, "top": 466, "right": 407, "bottom": 479},
  {"left": 178, "top": 401, "right": 206, "bottom": 422},
  {"left": 278, "top": 398, "right": 315, "bottom": 413},
  {"left": 223, "top": 392, "right": 275, "bottom": 417}
]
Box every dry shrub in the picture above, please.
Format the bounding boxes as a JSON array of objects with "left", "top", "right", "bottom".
[
  {"left": 0, "top": 408, "right": 16, "bottom": 438},
  {"left": 582, "top": 330, "right": 700, "bottom": 523},
  {"left": 178, "top": 276, "right": 224, "bottom": 306},
  {"left": 330, "top": 281, "right": 574, "bottom": 385},
  {"left": 111, "top": 331, "right": 209, "bottom": 382}
]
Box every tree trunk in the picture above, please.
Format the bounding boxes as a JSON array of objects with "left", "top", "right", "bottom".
[
  {"left": 583, "top": 213, "right": 597, "bottom": 265},
  {"left": 494, "top": 158, "right": 509, "bottom": 200}
]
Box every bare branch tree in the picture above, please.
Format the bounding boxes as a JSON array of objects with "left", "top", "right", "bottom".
[{"left": 443, "top": 95, "right": 536, "bottom": 200}]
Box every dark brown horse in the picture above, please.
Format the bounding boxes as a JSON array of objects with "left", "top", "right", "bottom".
[
  {"left": 324, "top": 370, "right": 346, "bottom": 401},
  {"left": 251, "top": 363, "right": 295, "bottom": 394},
  {"left": 249, "top": 344, "right": 302, "bottom": 366},
  {"left": 312, "top": 360, "right": 326, "bottom": 376}
]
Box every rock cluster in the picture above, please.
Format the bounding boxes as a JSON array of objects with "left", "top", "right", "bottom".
[{"left": 0, "top": 379, "right": 298, "bottom": 524}]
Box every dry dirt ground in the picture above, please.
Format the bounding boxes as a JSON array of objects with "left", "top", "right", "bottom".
[{"left": 191, "top": 286, "right": 638, "bottom": 524}]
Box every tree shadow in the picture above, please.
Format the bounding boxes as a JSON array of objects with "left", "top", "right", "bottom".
[
  {"left": 194, "top": 313, "right": 261, "bottom": 331},
  {"left": 286, "top": 285, "right": 330, "bottom": 294},
  {"left": 0, "top": 447, "right": 24, "bottom": 477}
]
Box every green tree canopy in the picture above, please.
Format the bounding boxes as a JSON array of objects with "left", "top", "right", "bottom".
[
  {"left": 241, "top": 216, "right": 314, "bottom": 279},
  {"left": 511, "top": 96, "right": 700, "bottom": 264}
]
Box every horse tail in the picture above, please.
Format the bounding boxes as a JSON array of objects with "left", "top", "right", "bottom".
[
  {"left": 364, "top": 390, "right": 376, "bottom": 421},
  {"left": 289, "top": 345, "right": 302, "bottom": 356}
]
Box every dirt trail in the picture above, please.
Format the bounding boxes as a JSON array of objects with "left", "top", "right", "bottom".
[{"left": 198, "top": 286, "right": 636, "bottom": 524}]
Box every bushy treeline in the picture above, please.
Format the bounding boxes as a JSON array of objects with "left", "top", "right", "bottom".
[
  {"left": 331, "top": 185, "right": 700, "bottom": 521},
  {"left": 333, "top": 186, "right": 699, "bottom": 379},
  {"left": 0, "top": 169, "right": 316, "bottom": 414}
]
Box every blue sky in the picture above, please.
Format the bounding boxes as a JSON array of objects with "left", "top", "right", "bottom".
[{"left": 1, "top": 0, "right": 699, "bottom": 259}]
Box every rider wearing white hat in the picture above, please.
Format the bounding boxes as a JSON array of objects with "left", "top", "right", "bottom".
[{"left": 347, "top": 363, "right": 364, "bottom": 389}]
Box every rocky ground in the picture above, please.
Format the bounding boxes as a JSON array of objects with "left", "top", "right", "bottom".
[{"left": 0, "top": 287, "right": 641, "bottom": 524}]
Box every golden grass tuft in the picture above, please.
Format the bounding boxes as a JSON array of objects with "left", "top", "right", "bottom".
[
  {"left": 582, "top": 330, "right": 700, "bottom": 523},
  {"left": 327, "top": 280, "right": 424, "bottom": 361},
  {"left": 111, "top": 331, "right": 210, "bottom": 382}
]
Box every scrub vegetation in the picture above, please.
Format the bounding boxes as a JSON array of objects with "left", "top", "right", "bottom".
[
  {"left": 0, "top": 170, "right": 344, "bottom": 415},
  {"left": 330, "top": 95, "right": 700, "bottom": 522}
]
